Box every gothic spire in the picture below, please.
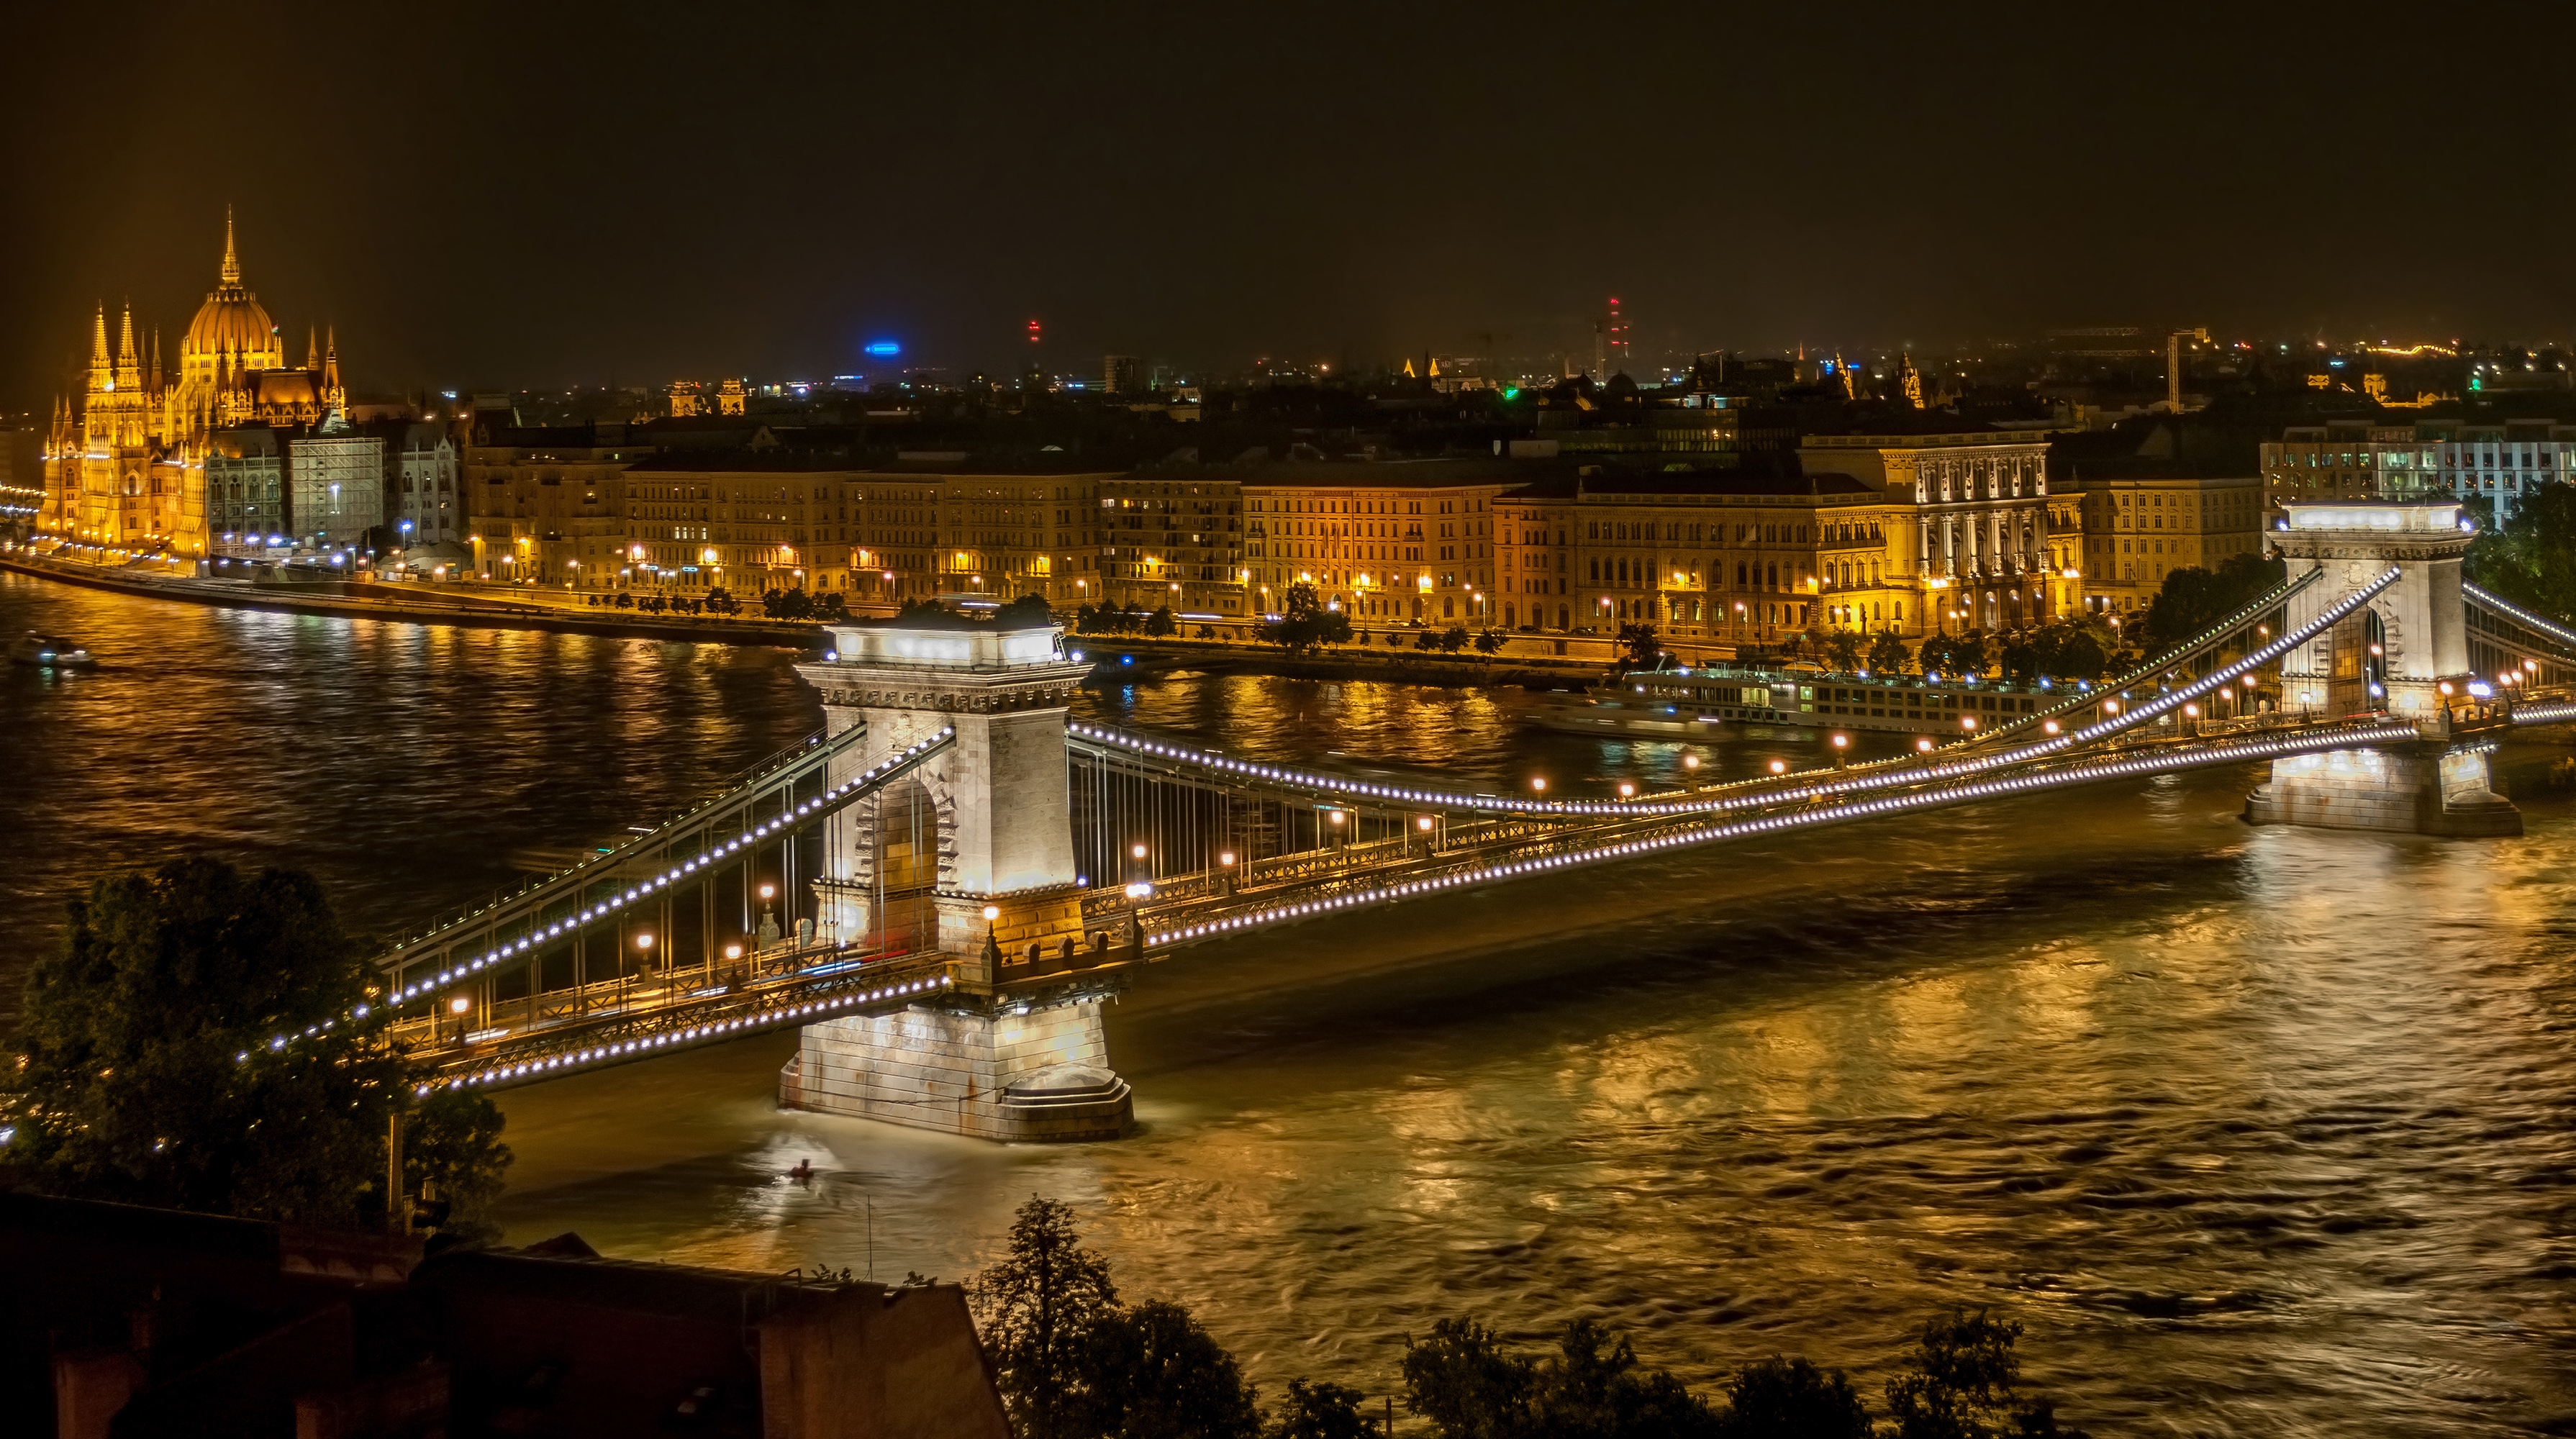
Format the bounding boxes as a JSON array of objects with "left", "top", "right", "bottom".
[
  {"left": 119, "top": 301, "right": 136, "bottom": 363},
  {"left": 221, "top": 204, "right": 240, "bottom": 286},
  {"left": 305, "top": 325, "right": 318, "bottom": 371},
  {"left": 91, "top": 304, "right": 109, "bottom": 366}
]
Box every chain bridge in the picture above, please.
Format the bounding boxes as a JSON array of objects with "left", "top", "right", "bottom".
[{"left": 362, "top": 499, "right": 2576, "bottom": 1142}]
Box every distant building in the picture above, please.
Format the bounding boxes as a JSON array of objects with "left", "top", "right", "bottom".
[
  {"left": 1237, "top": 459, "right": 1507, "bottom": 628},
  {"left": 463, "top": 421, "right": 649, "bottom": 585},
  {"left": 39, "top": 212, "right": 350, "bottom": 559},
  {"left": 2260, "top": 417, "right": 2576, "bottom": 527},
  {"left": 205, "top": 427, "right": 288, "bottom": 551},
  {"left": 1097, "top": 471, "right": 1243, "bottom": 618},
  {"left": 1102, "top": 355, "right": 1143, "bottom": 396},
  {"left": 286, "top": 418, "right": 386, "bottom": 549},
  {"left": 2054, "top": 420, "right": 2266, "bottom": 612},
  {"left": 381, "top": 419, "right": 461, "bottom": 548}
]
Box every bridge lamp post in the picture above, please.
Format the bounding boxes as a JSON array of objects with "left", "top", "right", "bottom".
[
  {"left": 1768, "top": 759, "right": 1787, "bottom": 776},
  {"left": 1681, "top": 753, "right": 1700, "bottom": 788},
  {"left": 1219, "top": 851, "right": 1237, "bottom": 896},
  {"left": 636, "top": 932, "right": 654, "bottom": 980},
  {"left": 448, "top": 994, "right": 472, "bottom": 1048},
  {"left": 1615, "top": 781, "right": 1636, "bottom": 800},
  {"left": 1959, "top": 715, "right": 1978, "bottom": 736},
  {"left": 1830, "top": 733, "right": 1849, "bottom": 767},
  {"left": 2182, "top": 702, "right": 2199, "bottom": 736},
  {"left": 981, "top": 904, "right": 1003, "bottom": 971},
  {"left": 1915, "top": 737, "right": 1934, "bottom": 753}
]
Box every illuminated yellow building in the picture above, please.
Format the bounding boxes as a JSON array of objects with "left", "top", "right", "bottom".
[{"left": 40, "top": 212, "right": 346, "bottom": 560}]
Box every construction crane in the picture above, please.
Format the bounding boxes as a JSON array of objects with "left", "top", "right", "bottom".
[{"left": 2166, "top": 327, "right": 2210, "bottom": 412}]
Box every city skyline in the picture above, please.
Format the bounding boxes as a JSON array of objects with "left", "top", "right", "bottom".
[{"left": 9, "top": 4, "right": 2576, "bottom": 404}]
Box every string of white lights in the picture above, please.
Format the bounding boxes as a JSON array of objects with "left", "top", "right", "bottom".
[
  {"left": 425, "top": 972, "right": 957, "bottom": 1092},
  {"left": 1071, "top": 570, "right": 2398, "bottom": 827},
  {"left": 238, "top": 729, "right": 958, "bottom": 1070},
  {"left": 2463, "top": 583, "right": 2576, "bottom": 650},
  {"left": 1143, "top": 721, "right": 2421, "bottom": 949}
]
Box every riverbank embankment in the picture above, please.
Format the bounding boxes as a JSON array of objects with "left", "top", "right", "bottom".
[{"left": 0, "top": 552, "right": 827, "bottom": 649}]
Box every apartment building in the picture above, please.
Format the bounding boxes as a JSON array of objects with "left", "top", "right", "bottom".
[
  {"left": 1235, "top": 459, "right": 1507, "bottom": 630},
  {"left": 2260, "top": 417, "right": 2576, "bottom": 525},
  {"left": 463, "top": 421, "right": 648, "bottom": 586}
]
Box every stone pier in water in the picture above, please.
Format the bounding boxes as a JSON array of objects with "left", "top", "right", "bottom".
[{"left": 779, "top": 612, "right": 1133, "bottom": 1143}]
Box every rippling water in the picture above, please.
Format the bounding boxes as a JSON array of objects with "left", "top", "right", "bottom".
[{"left": 5, "top": 572, "right": 2572, "bottom": 1436}]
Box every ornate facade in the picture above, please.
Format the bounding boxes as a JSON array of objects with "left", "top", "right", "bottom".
[{"left": 39, "top": 212, "right": 345, "bottom": 557}]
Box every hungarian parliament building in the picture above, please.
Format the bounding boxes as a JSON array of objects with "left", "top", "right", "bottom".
[{"left": 35, "top": 212, "right": 453, "bottom": 558}]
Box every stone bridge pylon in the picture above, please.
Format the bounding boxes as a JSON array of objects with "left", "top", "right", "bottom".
[
  {"left": 2245, "top": 499, "right": 2521, "bottom": 836},
  {"left": 779, "top": 612, "right": 1133, "bottom": 1142}
]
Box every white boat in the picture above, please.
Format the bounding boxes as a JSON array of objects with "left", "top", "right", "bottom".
[{"left": 9, "top": 632, "right": 96, "bottom": 668}]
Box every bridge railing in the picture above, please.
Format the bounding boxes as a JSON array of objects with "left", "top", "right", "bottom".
[
  {"left": 1128, "top": 713, "right": 2423, "bottom": 956},
  {"left": 377, "top": 727, "right": 956, "bottom": 1004}
]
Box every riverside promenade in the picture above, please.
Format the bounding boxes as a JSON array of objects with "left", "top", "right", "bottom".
[{"left": 0, "top": 545, "right": 826, "bottom": 649}]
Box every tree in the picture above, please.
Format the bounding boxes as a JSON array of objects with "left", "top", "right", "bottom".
[
  {"left": 973, "top": 1196, "right": 1120, "bottom": 1439},
  {"left": 1882, "top": 1309, "right": 2086, "bottom": 1439},
  {"left": 2466, "top": 484, "right": 2576, "bottom": 622},
  {"left": 1071, "top": 1299, "right": 1264, "bottom": 1439},
  {"left": 1403, "top": 1318, "right": 1722, "bottom": 1439},
  {"left": 704, "top": 585, "right": 741, "bottom": 615},
  {"left": 404, "top": 1086, "right": 514, "bottom": 1240},
  {"left": 2139, "top": 550, "right": 2285, "bottom": 655},
  {"left": 1823, "top": 629, "right": 1865, "bottom": 673},
  {"left": 1538, "top": 1318, "right": 1722, "bottom": 1438},
  {"left": 996, "top": 593, "right": 1052, "bottom": 628},
  {"left": 1947, "top": 628, "right": 1991, "bottom": 678},
  {"left": 1438, "top": 625, "right": 1471, "bottom": 653},
  {"left": 1269, "top": 1379, "right": 1376, "bottom": 1439},
  {"left": 1868, "top": 628, "right": 1912, "bottom": 675},
  {"left": 2, "top": 858, "right": 407, "bottom": 1225},
  {"left": 1403, "top": 1317, "right": 1537, "bottom": 1438},
  {"left": 1261, "top": 583, "right": 1352, "bottom": 655},
  {"left": 1720, "top": 1356, "right": 1870, "bottom": 1438},
  {"left": 1148, "top": 605, "right": 1178, "bottom": 637},
  {"left": 1472, "top": 628, "right": 1507, "bottom": 656},
  {"left": 817, "top": 590, "right": 851, "bottom": 621},
  {"left": 1615, "top": 622, "right": 1661, "bottom": 669}
]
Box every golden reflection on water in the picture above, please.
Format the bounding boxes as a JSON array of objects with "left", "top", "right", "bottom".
[{"left": 6, "top": 579, "right": 2574, "bottom": 1435}]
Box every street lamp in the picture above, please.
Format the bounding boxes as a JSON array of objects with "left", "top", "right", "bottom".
[
  {"left": 448, "top": 994, "right": 472, "bottom": 1046},
  {"left": 1615, "top": 781, "right": 1635, "bottom": 799},
  {"left": 636, "top": 932, "right": 655, "bottom": 976},
  {"left": 1530, "top": 777, "right": 1548, "bottom": 794},
  {"left": 1768, "top": 759, "right": 1787, "bottom": 775}
]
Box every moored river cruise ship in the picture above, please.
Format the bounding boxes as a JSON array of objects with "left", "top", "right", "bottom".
[{"left": 1528, "top": 665, "right": 2092, "bottom": 739}]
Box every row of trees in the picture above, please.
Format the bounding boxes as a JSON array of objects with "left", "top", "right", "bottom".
[
  {"left": 1077, "top": 602, "right": 1181, "bottom": 637},
  {"left": 1, "top": 858, "right": 514, "bottom": 1237},
  {"left": 973, "top": 1196, "right": 2086, "bottom": 1439},
  {"left": 2464, "top": 486, "right": 2576, "bottom": 623},
  {"left": 760, "top": 587, "right": 854, "bottom": 622},
  {"left": 586, "top": 586, "right": 745, "bottom": 617}
]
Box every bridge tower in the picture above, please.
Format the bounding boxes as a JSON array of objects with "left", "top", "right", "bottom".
[
  {"left": 780, "top": 612, "right": 1133, "bottom": 1141},
  {"left": 2246, "top": 499, "right": 2521, "bottom": 836}
]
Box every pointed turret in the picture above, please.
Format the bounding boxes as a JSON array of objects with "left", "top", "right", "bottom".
[
  {"left": 323, "top": 325, "right": 343, "bottom": 404},
  {"left": 119, "top": 302, "right": 136, "bottom": 363},
  {"left": 305, "top": 325, "right": 319, "bottom": 372},
  {"left": 90, "top": 304, "right": 110, "bottom": 389},
  {"left": 221, "top": 204, "right": 241, "bottom": 286}
]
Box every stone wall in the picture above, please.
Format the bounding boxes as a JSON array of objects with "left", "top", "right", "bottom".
[{"left": 786, "top": 1000, "right": 1130, "bottom": 1143}]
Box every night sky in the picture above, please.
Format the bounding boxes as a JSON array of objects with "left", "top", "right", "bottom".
[{"left": 7, "top": 2, "right": 2574, "bottom": 403}]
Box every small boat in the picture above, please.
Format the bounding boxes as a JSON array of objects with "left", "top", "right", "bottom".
[{"left": 9, "top": 632, "right": 96, "bottom": 668}]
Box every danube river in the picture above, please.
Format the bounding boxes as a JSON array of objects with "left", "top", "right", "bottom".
[{"left": 3, "top": 571, "right": 2570, "bottom": 1436}]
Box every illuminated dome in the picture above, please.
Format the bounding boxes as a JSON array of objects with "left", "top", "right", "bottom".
[
  {"left": 186, "top": 288, "right": 276, "bottom": 356},
  {"left": 179, "top": 211, "right": 283, "bottom": 376}
]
